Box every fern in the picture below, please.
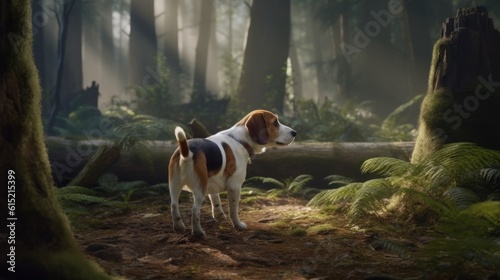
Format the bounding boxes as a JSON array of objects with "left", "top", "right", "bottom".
[
  {"left": 310, "top": 143, "right": 500, "bottom": 222},
  {"left": 480, "top": 168, "right": 500, "bottom": 184},
  {"left": 94, "top": 173, "right": 149, "bottom": 200},
  {"left": 444, "top": 187, "right": 481, "bottom": 210},
  {"left": 57, "top": 186, "right": 109, "bottom": 208},
  {"left": 307, "top": 182, "right": 363, "bottom": 208},
  {"left": 347, "top": 179, "right": 395, "bottom": 218},
  {"left": 417, "top": 201, "right": 500, "bottom": 278},
  {"left": 361, "top": 157, "right": 413, "bottom": 178},
  {"left": 244, "top": 176, "right": 284, "bottom": 188},
  {"left": 323, "top": 174, "right": 354, "bottom": 187},
  {"left": 244, "top": 175, "right": 316, "bottom": 198},
  {"left": 381, "top": 94, "right": 423, "bottom": 132},
  {"left": 287, "top": 174, "right": 313, "bottom": 193}
]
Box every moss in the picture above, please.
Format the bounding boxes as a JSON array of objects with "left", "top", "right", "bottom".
[
  {"left": 307, "top": 224, "right": 337, "bottom": 235},
  {"left": 413, "top": 35, "right": 500, "bottom": 162},
  {"left": 0, "top": 1, "right": 112, "bottom": 278},
  {"left": 288, "top": 227, "right": 307, "bottom": 237}
]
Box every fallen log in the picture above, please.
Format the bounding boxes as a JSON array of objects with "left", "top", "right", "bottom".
[{"left": 46, "top": 137, "right": 414, "bottom": 187}]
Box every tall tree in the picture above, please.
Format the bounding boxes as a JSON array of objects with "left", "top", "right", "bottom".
[
  {"left": 404, "top": 0, "right": 432, "bottom": 96},
  {"left": 99, "top": 0, "right": 115, "bottom": 99},
  {"left": 308, "top": 2, "right": 329, "bottom": 101},
  {"left": 129, "top": 0, "right": 158, "bottom": 87},
  {"left": 206, "top": 1, "right": 220, "bottom": 97},
  {"left": 32, "top": 0, "right": 48, "bottom": 116},
  {"left": 60, "top": 0, "right": 83, "bottom": 110},
  {"left": 192, "top": 0, "right": 215, "bottom": 104},
  {"left": 163, "top": 0, "right": 181, "bottom": 101},
  {"left": 47, "top": 0, "right": 78, "bottom": 134},
  {"left": 237, "top": 0, "right": 291, "bottom": 112},
  {"left": 412, "top": 6, "right": 500, "bottom": 162},
  {"left": 0, "top": 1, "right": 110, "bottom": 278}
]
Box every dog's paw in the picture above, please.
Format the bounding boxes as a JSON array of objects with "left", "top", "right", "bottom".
[
  {"left": 213, "top": 211, "right": 227, "bottom": 222},
  {"left": 173, "top": 221, "right": 186, "bottom": 232},
  {"left": 192, "top": 229, "right": 206, "bottom": 239},
  {"left": 233, "top": 221, "right": 247, "bottom": 230}
]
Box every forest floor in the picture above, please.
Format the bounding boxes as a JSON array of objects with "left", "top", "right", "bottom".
[{"left": 71, "top": 194, "right": 454, "bottom": 280}]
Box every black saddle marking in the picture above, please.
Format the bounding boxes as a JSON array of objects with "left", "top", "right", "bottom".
[{"left": 188, "top": 138, "right": 223, "bottom": 172}]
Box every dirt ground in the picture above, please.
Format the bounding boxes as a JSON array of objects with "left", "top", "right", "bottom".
[{"left": 73, "top": 195, "right": 424, "bottom": 280}]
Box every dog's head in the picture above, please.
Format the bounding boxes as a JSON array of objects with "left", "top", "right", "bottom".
[{"left": 238, "top": 110, "right": 297, "bottom": 146}]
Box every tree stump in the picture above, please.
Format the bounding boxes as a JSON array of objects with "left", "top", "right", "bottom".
[{"left": 412, "top": 6, "right": 500, "bottom": 162}]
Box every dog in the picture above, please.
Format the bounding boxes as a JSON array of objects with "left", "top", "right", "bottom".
[{"left": 168, "top": 109, "right": 297, "bottom": 237}]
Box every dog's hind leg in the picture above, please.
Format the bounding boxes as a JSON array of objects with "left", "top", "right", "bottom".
[
  {"left": 169, "top": 175, "right": 186, "bottom": 232},
  {"left": 191, "top": 189, "right": 206, "bottom": 238},
  {"left": 209, "top": 193, "right": 226, "bottom": 221}
]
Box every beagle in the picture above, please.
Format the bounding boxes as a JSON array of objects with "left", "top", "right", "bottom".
[{"left": 168, "top": 110, "right": 297, "bottom": 237}]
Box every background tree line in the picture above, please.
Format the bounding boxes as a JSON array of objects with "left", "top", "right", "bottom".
[{"left": 32, "top": 0, "right": 500, "bottom": 138}]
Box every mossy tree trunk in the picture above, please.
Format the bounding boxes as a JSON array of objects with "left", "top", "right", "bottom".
[
  {"left": 412, "top": 6, "right": 500, "bottom": 162},
  {"left": 0, "top": 1, "right": 111, "bottom": 279}
]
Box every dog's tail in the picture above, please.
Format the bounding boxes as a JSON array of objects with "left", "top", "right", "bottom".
[{"left": 175, "top": 126, "right": 190, "bottom": 158}]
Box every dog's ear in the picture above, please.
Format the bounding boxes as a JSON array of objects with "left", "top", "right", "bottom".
[{"left": 246, "top": 113, "right": 269, "bottom": 145}]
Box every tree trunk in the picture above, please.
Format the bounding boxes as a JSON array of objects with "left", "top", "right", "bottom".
[
  {"left": 206, "top": 2, "right": 220, "bottom": 97},
  {"left": 83, "top": 4, "right": 100, "bottom": 91},
  {"left": 412, "top": 6, "right": 500, "bottom": 162},
  {"left": 308, "top": 3, "right": 329, "bottom": 101},
  {"left": 60, "top": 0, "right": 83, "bottom": 113},
  {"left": 46, "top": 138, "right": 414, "bottom": 187},
  {"left": 47, "top": 0, "right": 77, "bottom": 134},
  {"left": 403, "top": 0, "right": 432, "bottom": 97},
  {"left": 129, "top": 0, "right": 158, "bottom": 87},
  {"left": 192, "top": 0, "right": 214, "bottom": 104},
  {"left": 68, "top": 144, "right": 121, "bottom": 188},
  {"left": 237, "top": 0, "right": 291, "bottom": 112},
  {"left": 98, "top": 0, "right": 115, "bottom": 107},
  {"left": 162, "top": 0, "right": 181, "bottom": 102},
  {"left": 289, "top": 41, "right": 303, "bottom": 102},
  {"left": 0, "top": 1, "right": 110, "bottom": 278},
  {"left": 32, "top": 0, "right": 47, "bottom": 112}
]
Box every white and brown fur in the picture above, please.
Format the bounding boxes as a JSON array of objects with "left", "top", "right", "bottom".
[{"left": 168, "top": 110, "right": 297, "bottom": 237}]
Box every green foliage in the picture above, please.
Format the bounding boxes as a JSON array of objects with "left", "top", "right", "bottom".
[
  {"left": 244, "top": 174, "right": 319, "bottom": 199},
  {"left": 308, "top": 179, "right": 395, "bottom": 219},
  {"left": 94, "top": 173, "right": 166, "bottom": 203},
  {"left": 289, "top": 96, "right": 418, "bottom": 142},
  {"left": 310, "top": 143, "right": 500, "bottom": 221},
  {"left": 127, "top": 54, "right": 174, "bottom": 118},
  {"left": 417, "top": 201, "right": 500, "bottom": 278},
  {"left": 53, "top": 106, "right": 108, "bottom": 138},
  {"left": 115, "top": 114, "right": 179, "bottom": 141},
  {"left": 378, "top": 94, "right": 423, "bottom": 141},
  {"left": 291, "top": 99, "right": 370, "bottom": 141},
  {"left": 57, "top": 185, "right": 110, "bottom": 213}
]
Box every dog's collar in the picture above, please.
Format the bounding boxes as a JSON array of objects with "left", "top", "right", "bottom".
[{"left": 228, "top": 134, "right": 255, "bottom": 164}]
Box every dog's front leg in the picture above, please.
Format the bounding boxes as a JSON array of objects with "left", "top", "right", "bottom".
[
  {"left": 227, "top": 182, "right": 247, "bottom": 230},
  {"left": 208, "top": 193, "right": 226, "bottom": 221}
]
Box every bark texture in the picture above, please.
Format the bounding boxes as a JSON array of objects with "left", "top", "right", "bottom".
[
  {"left": 0, "top": 1, "right": 110, "bottom": 278},
  {"left": 412, "top": 6, "right": 500, "bottom": 162},
  {"left": 46, "top": 138, "right": 414, "bottom": 187},
  {"left": 237, "top": 0, "right": 291, "bottom": 112}
]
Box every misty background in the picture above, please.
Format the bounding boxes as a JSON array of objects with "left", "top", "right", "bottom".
[{"left": 32, "top": 0, "right": 500, "bottom": 141}]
